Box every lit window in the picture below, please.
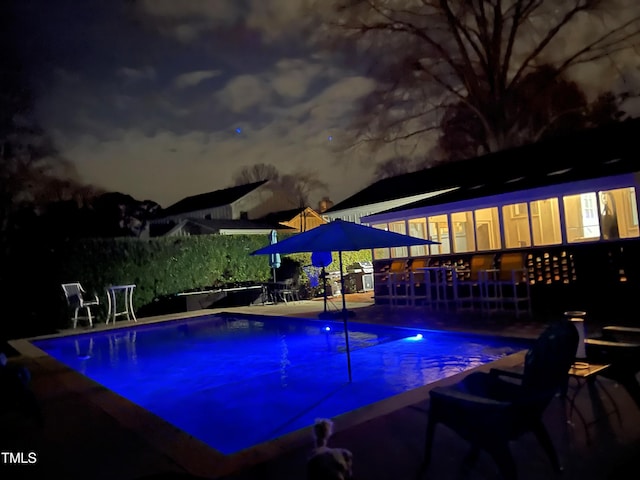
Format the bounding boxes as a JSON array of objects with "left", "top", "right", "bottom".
[
  {"left": 502, "top": 203, "right": 531, "bottom": 248},
  {"left": 474, "top": 207, "right": 501, "bottom": 250},
  {"left": 408, "top": 218, "right": 428, "bottom": 257},
  {"left": 388, "top": 221, "right": 408, "bottom": 258},
  {"left": 598, "top": 187, "right": 639, "bottom": 239},
  {"left": 530, "top": 198, "right": 562, "bottom": 246},
  {"left": 451, "top": 211, "right": 475, "bottom": 253},
  {"left": 563, "top": 193, "right": 600, "bottom": 243},
  {"left": 427, "top": 214, "right": 450, "bottom": 254},
  {"left": 372, "top": 224, "right": 390, "bottom": 259}
]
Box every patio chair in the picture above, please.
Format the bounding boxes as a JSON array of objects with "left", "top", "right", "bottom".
[
  {"left": 274, "top": 278, "right": 300, "bottom": 303},
  {"left": 585, "top": 325, "right": 640, "bottom": 409},
  {"left": 62, "top": 282, "right": 100, "bottom": 328},
  {"left": 419, "top": 318, "right": 578, "bottom": 480}
]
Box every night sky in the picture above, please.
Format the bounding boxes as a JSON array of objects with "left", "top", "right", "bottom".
[{"left": 11, "top": 0, "right": 640, "bottom": 208}]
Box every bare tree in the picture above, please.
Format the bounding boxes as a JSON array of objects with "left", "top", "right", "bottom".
[
  {"left": 0, "top": 1, "right": 79, "bottom": 249},
  {"left": 321, "top": 0, "right": 640, "bottom": 157},
  {"left": 233, "top": 163, "right": 328, "bottom": 206},
  {"left": 280, "top": 172, "right": 329, "bottom": 206},
  {"left": 233, "top": 163, "right": 281, "bottom": 185}
]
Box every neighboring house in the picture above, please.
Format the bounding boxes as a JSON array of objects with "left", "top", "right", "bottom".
[
  {"left": 258, "top": 206, "right": 327, "bottom": 232},
  {"left": 145, "top": 180, "right": 299, "bottom": 237},
  {"left": 158, "top": 180, "right": 298, "bottom": 222},
  {"left": 148, "top": 218, "right": 295, "bottom": 237},
  {"left": 322, "top": 173, "right": 458, "bottom": 225}
]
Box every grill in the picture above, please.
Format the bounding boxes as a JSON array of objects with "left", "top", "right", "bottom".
[
  {"left": 346, "top": 262, "right": 374, "bottom": 292},
  {"left": 346, "top": 262, "right": 374, "bottom": 274}
]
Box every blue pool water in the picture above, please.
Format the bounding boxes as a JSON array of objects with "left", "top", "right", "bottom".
[{"left": 32, "top": 314, "right": 530, "bottom": 454}]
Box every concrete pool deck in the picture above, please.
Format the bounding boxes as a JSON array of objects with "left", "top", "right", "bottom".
[{"left": 2, "top": 295, "right": 640, "bottom": 479}]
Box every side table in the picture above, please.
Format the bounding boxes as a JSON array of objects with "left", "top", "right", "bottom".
[
  {"left": 106, "top": 284, "right": 137, "bottom": 325},
  {"left": 566, "top": 361, "right": 620, "bottom": 444}
]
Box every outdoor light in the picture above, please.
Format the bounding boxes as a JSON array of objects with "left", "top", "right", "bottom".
[
  {"left": 324, "top": 326, "right": 331, "bottom": 332},
  {"left": 405, "top": 333, "right": 424, "bottom": 341}
]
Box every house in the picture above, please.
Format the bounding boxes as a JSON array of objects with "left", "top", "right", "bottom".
[
  {"left": 145, "top": 180, "right": 299, "bottom": 237},
  {"left": 330, "top": 118, "right": 640, "bottom": 316},
  {"left": 362, "top": 118, "right": 640, "bottom": 256},
  {"left": 258, "top": 206, "right": 327, "bottom": 232}
]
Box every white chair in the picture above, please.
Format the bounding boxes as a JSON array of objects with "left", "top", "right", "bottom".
[{"left": 62, "top": 282, "right": 100, "bottom": 328}]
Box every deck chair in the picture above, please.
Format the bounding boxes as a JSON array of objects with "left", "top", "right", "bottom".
[
  {"left": 419, "top": 318, "right": 578, "bottom": 480},
  {"left": 62, "top": 282, "right": 100, "bottom": 328}
]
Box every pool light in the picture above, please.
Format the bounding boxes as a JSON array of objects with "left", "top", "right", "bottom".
[{"left": 405, "top": 333, "right": 424, "bottom": 341}]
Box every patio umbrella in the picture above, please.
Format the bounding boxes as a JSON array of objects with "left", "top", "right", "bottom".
[
  {"left": 268, "top": 230, "right": 281, "bottom": 282},
  {"left": 251, "top": 219, "right": 438, "bottom": 382}
]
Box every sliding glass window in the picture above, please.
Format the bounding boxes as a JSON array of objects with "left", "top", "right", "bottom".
[
  {"left": 371, "top": 223, "right": 390, "bottom": 259},
  {"left": 502, "top": 203, "right": 532, "bottom": 248},
  {"left": 474, "top": 207, "right": 501, "bottom": 250},
  {"left": 388, "top": 221, "right": 408, "bottom": 258},
  {"left": 599, "top": 187, "right": 640, "bottom": 239},
  {"left": 563, "top": 192, "right": 600, "bottom": 243},
  {"left": 530, "top": 198, "right": 562, "bottom": 246},
  {"left": 408, "top": 218, "right": 429, "bottom": 257},
  {"left": 427, "top": 214, "right": 451, "bottom": 254},
  {"left": 451, "top": 211, "right": 475, "bottom": 253}
]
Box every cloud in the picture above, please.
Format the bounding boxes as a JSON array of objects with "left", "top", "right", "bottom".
[
  {"left": 246, "top": 0, "right": 314, "bottom": 42},
  {"left": 132, "top": 0, "right": 317, "bottom": 44},
  {"left": 117, "top": 66, "right": 156, "bottom": 82},
  {"left": 174, "top": 70, "right": 222, "bottom": 89},
  {"left": 270, "top": 59, "right": 323, "bottom": 99},
  {"left": 51, "top": 67, "right": 379, "bottom": 208},
  {"left": 216, "top": 74, "right": 272, "bottom": 113},
  {"left": 132, "top": 0, "right": 244, "bottom": 42}
]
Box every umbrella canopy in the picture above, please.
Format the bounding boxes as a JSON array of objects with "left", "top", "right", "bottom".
[
  {"left": 251, "top": 219, "right": 438, "bottom": 382},
  {"left": 268, "top": 230, "right": 281, "bottom": 282},
  {"left": 253, "top": 219, "right": 437, "bottom": 255}
]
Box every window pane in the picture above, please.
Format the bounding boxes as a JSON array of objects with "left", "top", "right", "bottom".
[
  {"left": 451, "top": 211, "right": 475, "bottom": 253},
  {"left": 388, "top": 221, "right": 408, "bottom": 257},
  {"left": 427, "top": 214, "right": 450, "bottom": 254},
  {"left": 530, "top": 198, "right": 561, "bottom": 246},
  {"left": 563, "top": 192, "right": 600, "bottom": 243},
  {"left": 502, "top": 203, "right": 531, "bottom": 248},
  {"left": 372, "top": 224, "right": 390, "bottom": 259},
  {"left": 408, "top": 218, "right": 428, "bottom": 257},
  {"left": 474, "top": 207, "right": 501, "bottom": 250},
  {"left": 599, "top": 188, "right": 640, "bottom": 239}
]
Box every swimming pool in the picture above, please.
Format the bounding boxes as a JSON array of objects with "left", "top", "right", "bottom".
[{"left": 31, "top": 313, "right": 530, "bottom": 455}]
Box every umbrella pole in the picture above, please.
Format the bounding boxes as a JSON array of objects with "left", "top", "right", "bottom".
[
  {"left": 339, "top": 251, "right": 352, "bottom": 383},
  {"left": 322, "top": 267, "right": 327, "bottom": 314},
  {"left": 272, "top": 267, "right": 276, "bottom": 283}
]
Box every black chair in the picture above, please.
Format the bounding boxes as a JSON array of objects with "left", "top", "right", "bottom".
[
  {"left": 419, "top": 319, "right": 578, "bottom": 480},
  {"left": 585, "top": 325, "right": 640, "bottom": 409}
]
